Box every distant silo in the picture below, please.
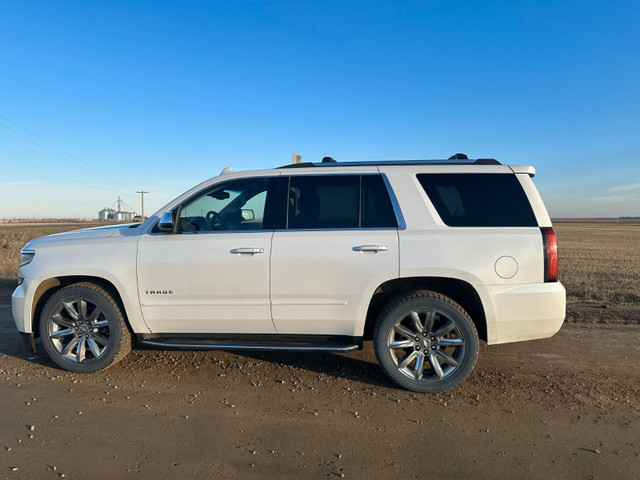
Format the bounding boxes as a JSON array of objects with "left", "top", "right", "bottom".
[
  {"left": 101, "top": 197, "right": 135, "bottom": 222},
  {"left": 98, "top": 207, "right": 115, "bottom": 221},
  {"left": 113, "top": 211, "right": 134, "bottom": 222}
]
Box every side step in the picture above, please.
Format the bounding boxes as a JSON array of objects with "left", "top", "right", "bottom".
[{"left": 137, "top": 333, "right": 362, "bottom": 352}]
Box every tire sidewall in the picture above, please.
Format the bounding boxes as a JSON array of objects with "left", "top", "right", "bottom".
[
  {"left": 374, "top": 294, "right": 479, "bottom": 393},
  {"left": 39, "top": 285, "right": 124, "bottom": 373}
]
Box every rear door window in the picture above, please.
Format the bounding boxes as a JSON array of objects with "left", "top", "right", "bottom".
[
  {"left": 285, "top": 174, "right": 398, "bottom": 230},
  {"left": 417, "top": 173, "right": 537, "bottom": 227},
  {"left": 361, "top": 175, "right": 397, "bottom": 228},
  {"left": 288, "top": 175, "right": 359, "bottom": 229}
]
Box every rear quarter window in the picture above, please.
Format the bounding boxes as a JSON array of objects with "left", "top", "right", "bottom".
[{"left": 417, "top": 173, "right": 537, "bottom": 227}]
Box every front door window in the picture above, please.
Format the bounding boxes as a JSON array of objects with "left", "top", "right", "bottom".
[{"left": 178, "top": 178, "right": 271, "bottom": 232}]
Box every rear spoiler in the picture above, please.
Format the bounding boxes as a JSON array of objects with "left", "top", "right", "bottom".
[{"left": 509, "top": 165, "right": 536, "bottom": 177}]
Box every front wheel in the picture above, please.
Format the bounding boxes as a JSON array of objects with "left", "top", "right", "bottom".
[
  {"left": 39, "top": 282, "right": 132, "bottom": 373},
  {"left": 374, "top": 291, "right": 479, "bottom": 393}
]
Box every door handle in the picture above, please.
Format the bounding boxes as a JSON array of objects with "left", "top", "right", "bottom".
[
  {"left": 352, "top": 245, "right": 388, "bottom": 253},
  {"left": 230, "top": 248, "right": 264, "bottom": 255}
]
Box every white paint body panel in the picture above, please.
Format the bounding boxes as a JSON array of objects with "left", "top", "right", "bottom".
[
  {"left": 137, "top": 231, "right": 276, "bottom": 333},
  {"left": 270, "top": 229, "right": 398, "bottom": 336}
]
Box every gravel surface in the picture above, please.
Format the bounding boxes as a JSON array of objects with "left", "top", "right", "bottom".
[{"left": 1, "top": 287, "right": 638, "bottom": 479}]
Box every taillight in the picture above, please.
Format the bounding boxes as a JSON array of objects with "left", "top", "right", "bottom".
[{"left": 541, "top": 227, "right": 558, "bottom": 282}]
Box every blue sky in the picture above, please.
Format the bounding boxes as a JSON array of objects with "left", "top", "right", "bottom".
[{"left": 1, "top": 0, "right": 638, "bottom": 218}]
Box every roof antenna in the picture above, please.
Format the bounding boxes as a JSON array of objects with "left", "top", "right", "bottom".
[
  {"left": 322, "top": 156, "right": 337, "bottom": 163},
  {"left": 448, "top": 153, "right": 468, "bottom": 160}
]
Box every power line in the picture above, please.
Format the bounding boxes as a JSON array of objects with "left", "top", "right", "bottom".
[
  {"left": 0, "top": 113, "right": 138, "bottom": 189},
  {"left": 1, "top": 150, "right": 78, "bottom": 185},
  {"left": 0, "top": 113, "right": 138, "bottom": 190},
  {"left": 1, "top": 150, "right": 141, "bottom": 216},
  {"left": 0, "top": 132, "right": 135, "bottom": 193}
]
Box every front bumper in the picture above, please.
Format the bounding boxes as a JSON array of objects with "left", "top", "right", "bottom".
[
  {"left": 12, "top": 277, "right": 35, "bottom": 334},
  {"left": 12, "top": 279, "right": 38, "bottom": 353}
]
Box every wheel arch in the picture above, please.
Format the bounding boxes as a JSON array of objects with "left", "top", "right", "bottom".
[
  {"left": 363, "top": 277, "right": 487, "bottom": 342},
  {"left": 32, "top": 276, "right": 134, "bottom": 339}
]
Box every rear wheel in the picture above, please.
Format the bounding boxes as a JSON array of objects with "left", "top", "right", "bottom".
[
  {"left": 374, "top": 291, "right": 479, "bottom": 393},
  {"left": 39, "top": 282, "right": 132, "bottom": 373}
]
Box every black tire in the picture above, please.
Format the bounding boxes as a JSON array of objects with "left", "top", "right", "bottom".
[
  {"left": 373, "top": 291, "right": 479, "bottom": 393},
  {"left": 39, "top": 282, "right": 132, "bottom": 373}
]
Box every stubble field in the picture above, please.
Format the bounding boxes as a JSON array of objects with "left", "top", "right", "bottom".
[
  {"left": 0, "top": 220, "right": 638, "bottom": 479},
  {"left": 555, "top": 219, "right": 640, "bottom": 324}
]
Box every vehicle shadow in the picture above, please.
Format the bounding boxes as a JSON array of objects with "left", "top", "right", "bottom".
[
  {"left": 3, "top": 329, "right": 395, "bottom": 390},
  {"left": 0, "top": 330, "right": 60, "bottom": 369},
  {"left": 233, "top": 348, "right": 393, "bottom": 389}
]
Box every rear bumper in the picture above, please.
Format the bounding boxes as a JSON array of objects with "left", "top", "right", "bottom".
[{"left": 483, "top": 282, "right": 566, "bottom": 345}]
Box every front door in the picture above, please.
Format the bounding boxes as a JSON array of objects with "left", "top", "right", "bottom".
[{"left": 137, "top": 176, "right": 278, "bottom": 334}]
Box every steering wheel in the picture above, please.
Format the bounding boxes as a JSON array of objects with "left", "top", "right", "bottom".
[{"left": 205, "top": 210, "right": 228, "bottom": 230}]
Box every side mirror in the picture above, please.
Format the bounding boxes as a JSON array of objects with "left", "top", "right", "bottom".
[
  {"left": 241, "top": 209, "right": 255, "bottom": 221},
  {"left": 158, "top": 212, "right": 175, "bottom": 232}
]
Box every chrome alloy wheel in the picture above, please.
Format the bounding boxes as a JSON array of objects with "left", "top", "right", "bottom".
[
  {"left": 387, "top": 308, "right": 466, "bottom": 382},
  {"left": 46, "top": 297, "right": 111, "bottom": 364}
]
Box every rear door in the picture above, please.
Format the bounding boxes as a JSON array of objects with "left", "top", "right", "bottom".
[{"left": 270, "top": 172, "right": 400, "bottom": 336}]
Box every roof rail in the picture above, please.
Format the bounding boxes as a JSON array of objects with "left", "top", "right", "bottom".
[{"left": 278, "top": 158, "right": 501, "bottom": 169}]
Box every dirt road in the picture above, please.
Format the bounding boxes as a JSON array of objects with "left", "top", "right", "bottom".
[{"left": 1, "top": 287, "right": 638, "bottom": 479}]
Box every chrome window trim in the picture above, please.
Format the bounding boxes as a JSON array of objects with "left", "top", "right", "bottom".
[
  {"left": 380, "top": 172, "right": 406, "bottom": 230},
  {"left": 148, "top": 223, "right": 273, "bottom": 236},
  {"left": 273, "top": 227, "right": 398, "bottom": 233}
]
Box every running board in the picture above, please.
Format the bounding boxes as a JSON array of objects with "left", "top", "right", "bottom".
[{"left": 137, "top": 333, "right": 362, "bottom": 352}]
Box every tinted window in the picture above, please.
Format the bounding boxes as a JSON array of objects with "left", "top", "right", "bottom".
[
  {"left": 361, "top": 175, "right": 397, "bottom": 228},
  {"left": 417, "top": 174, "right": 537, "bottom": 227},
  {"left": 285, "top": 174, "right": 398, "bottom": 230},
  {"left": 177, "top": 178, "right": 273, "bottom": 232},
  {"left": 288, "top": 176, "right": 359, "bottom": 229}
]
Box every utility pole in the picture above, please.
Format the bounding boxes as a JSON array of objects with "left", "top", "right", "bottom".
[{"left": 136, "top": 190, "right": 149, "bottom": 220}]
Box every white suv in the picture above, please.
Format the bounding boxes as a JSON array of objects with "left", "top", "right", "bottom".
[{"left": 12, "top": 156, "right": 565, "bottom": 392}]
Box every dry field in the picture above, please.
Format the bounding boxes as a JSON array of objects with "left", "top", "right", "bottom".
[
  {"left": 557, "top": 219, "right": 640, "bottom": 304},
  {"left": 554, "top": 219, "right": 640, "bottom": 324},
  {"left": 0, "top": 223, "right": 105, "bottom": 283}
]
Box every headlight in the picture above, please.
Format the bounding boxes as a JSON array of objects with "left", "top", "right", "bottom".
[{"left": 19, "top": 250, "right": 35, "bottom": 267}]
